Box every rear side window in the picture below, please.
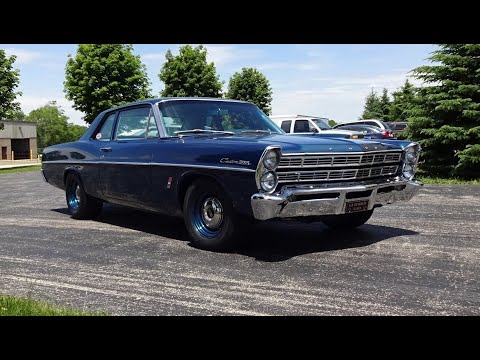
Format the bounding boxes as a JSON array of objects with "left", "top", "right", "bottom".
[
  {"left": 281, "top": 120, "right": 292, "bottom": 132},
  {"left": 115, "top": 107, "right": 151, "bottom": 140},
  {"left": 94, "top": 113, "right": 116, "bottom": 141}
]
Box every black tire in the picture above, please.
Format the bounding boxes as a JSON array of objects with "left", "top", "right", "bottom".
[
  {"left": 65, "top": 172, "right": 103, "bottom": 220},
  {"left": 322, "top": 210, "right": 374, "bottom": 230},
  {"left": 183, "top": 178, "right": 239, "bottom": 251}
]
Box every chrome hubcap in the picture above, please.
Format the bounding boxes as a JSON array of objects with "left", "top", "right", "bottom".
[{"left": 201, "top": 197, "right": 223, "bottom": 230}]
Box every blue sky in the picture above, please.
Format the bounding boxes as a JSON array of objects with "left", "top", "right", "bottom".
[{"left": 1, "top": 44, "right": 437, "bottom": 125}]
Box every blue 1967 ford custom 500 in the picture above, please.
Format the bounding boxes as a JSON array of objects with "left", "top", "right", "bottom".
[{"left": 41, "top": 98, "right": 422, "bottom": 250}]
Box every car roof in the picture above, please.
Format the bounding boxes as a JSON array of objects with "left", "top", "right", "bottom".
[
  {"left": 107, "top": 97, "right": 251, "bottom": 111},
  {"left": 270, "top": 115, "right": 328, "bottom": 120},
  {"left": 337, "top": 124, "right": 381, "bottom": 131}
]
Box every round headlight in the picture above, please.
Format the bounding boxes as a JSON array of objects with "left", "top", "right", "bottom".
[
  {"left": 260, "top": 171, "right": 278, "bottom": 192},
  {"left": 403, "top": 163, "right": 416, "bottom": 180},
  {"left": 263, "top": 150, "right": 280, "bottom": 170}
]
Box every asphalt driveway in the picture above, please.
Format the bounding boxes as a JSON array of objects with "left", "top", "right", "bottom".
[{"left": 0, "top": 171, "right": 479, "bottom": 315}]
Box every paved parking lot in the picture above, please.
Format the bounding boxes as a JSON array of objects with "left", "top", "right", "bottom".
[{"left": 0, "top": 171, "right": 479, "bottom": 315}]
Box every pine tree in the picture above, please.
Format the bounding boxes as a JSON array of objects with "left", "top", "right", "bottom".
[
  {"left": 380, "top": 88, "right": 391, "bottom": 121},
  {"left": 389, "top": 80, "right": 416, "bottom": 122},
  {"left": 360, "top": 90, "right": 383, "bottom": 119},
  {"left": 406, "top": 44, "right": 480, "bottom": 179}
]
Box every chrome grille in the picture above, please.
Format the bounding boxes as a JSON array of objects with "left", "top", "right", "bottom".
[
  {"left": 279, "top": 151, "right": 402, "bottom": 168},
  {"left": 277, "top": 165, "right": 399, "bottom": 183},
  {"left": 276, "top": 151, "right": 402, "bottom": 183}
]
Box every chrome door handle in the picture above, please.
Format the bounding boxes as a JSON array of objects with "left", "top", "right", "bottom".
[{"left": 100, "top": 147, "right": 112, "bottom": 152}]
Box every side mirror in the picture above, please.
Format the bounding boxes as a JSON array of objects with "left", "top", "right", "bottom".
[{"left": 311, "top": 128, "right": 319, "bottom": 133}]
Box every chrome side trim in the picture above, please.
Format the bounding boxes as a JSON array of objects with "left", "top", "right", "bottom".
[
  {"left": 150, "top": 162, "right": 255, "bottom": 172},
  {"left": 251, "top": 178, "right": 423, "bottom": 220},
  {"left": 41, "top": 160, "right": 255, "bottom": 173}
]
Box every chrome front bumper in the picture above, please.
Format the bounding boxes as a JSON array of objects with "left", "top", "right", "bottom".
[{"left": 251, "top": 178, "right": 423, "bottom": 220}]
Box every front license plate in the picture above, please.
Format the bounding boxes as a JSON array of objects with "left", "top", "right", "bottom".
[{"left": 345, "top": 200, "right": 369, "bottom": 213}]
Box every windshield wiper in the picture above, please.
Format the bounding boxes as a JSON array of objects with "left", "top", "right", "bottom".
[
  {"left": 174, "top": 129, "right": 234, "bottom": 136},
  {"left": 240, "top": 130, "right": 272, "bottom": 134}
]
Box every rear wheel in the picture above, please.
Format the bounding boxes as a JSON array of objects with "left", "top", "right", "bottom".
[
  {"left": 65, "top": 172, "right": 103, "bottom": 220},
  {"left": 322, "top": 210, "right": 374, "bottom": 230},
  {"left": 183, "top": 179, "right": 239, "bottom": 251}
]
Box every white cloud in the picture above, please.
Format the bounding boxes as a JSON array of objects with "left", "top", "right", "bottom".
[
  {"left": 141, "top": 53, "right": 165, "bottom": 62},
  {"left": 271, "top": 70, "right": 424, "bottom": 123},
  {"left": 204, "top": 45, "right": 263, "bottom": 67},
  {"left": 4, "top": 48, "right": 43, "bottom": 64}
]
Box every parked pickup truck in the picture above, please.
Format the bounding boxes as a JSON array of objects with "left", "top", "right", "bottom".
[{"left": 270, "top": 115, "right": 364, "bottom": 139}]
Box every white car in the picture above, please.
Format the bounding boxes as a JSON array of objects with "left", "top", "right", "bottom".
[
  {"left": 334, "top": 119, "right": 393, "bottom": 133},
  {"left": 270, "top": 115, "right": 364, "bottom": 139}
]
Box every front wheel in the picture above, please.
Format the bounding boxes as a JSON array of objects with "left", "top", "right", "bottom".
[
  {"left": 183, "top": 179, "right": 239, "bottom": 251},
  {"left": 65, "top": 172, "right": 103, "bottom": 220},
  {"left": 322, "top": 210, "right": 374, "bottom": 230}
]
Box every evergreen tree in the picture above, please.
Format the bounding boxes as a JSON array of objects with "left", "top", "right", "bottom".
[
  {"left": 389, "top": 80, "right": 416, "bottom": 122},
  {"left": 406, "top": 44, "right": 480, "bottom": 179},
  {"left": 360, "top": 90, "right": 383, "bottom": 119},
  {"left": 380, "top": 88, "right": 391, "bottom": 121}
]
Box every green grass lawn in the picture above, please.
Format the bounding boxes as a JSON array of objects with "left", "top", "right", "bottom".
[
  {"left": 416, "top": 176, "right": 480, "bottom": 185},
  {"left": 0, "top": 165, "right": 42, "bottom": 175},
  {"left": 0, "top": 295, "right": 108, "bottom": 316}
]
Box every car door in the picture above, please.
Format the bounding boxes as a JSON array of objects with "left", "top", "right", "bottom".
[{"left": 100, "top": 105, "right": 156, "bottom": 205}]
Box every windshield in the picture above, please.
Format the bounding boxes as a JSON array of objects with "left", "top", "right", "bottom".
[
  {"left": 311, "top": 118, "right": 331, "bottom": 130},
  {"left": 157, "top": 100, "right": 283, "bottom": 137}
]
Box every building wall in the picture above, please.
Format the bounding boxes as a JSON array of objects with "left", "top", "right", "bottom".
[
  {"left": 0, "top": 122, "right": 37, "bottom": 139},
  {"left": 0, "top": 139, "right": 11, "bottom": 160},
  {"left": 0, "top": 121, "right": 38, "bottom": 160}
]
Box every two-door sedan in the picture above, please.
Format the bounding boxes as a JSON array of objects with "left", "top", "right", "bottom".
[{"left": 41, "top": 98, "right": 422, "bottom": 250}]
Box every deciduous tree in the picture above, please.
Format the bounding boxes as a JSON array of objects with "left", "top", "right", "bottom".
[
  {"left": 0, "top": 49, "right": 22, "bottom": 120},
  {"left": 159, "top": 45, "right": 223, "bottom": 98},
  {"left": 65, "top": 44, "right": 151, "bottom": 124},
  {"left": 26, "top": 101, "right": 87, "bottom": 148},
  {"left": 226, "top": 67, "right": 273, "bottom": 115}
]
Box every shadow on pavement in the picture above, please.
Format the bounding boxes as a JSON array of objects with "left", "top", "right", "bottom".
[
  {"left": 53, "top": 205, "right": 418, "bottom": 262},
  {"left": 235, "top": 221, "right": 418, "bottom": 262},
  {"left": 53, "top": 204, "right": 190, "bottom": 242}
]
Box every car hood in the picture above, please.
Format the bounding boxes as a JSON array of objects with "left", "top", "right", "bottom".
[
  {"left": 181, "top": 133, "right": 407, "bottom": 153},
  {"left": 161, "top": 134, "right": 411, "bottom": 172}
]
